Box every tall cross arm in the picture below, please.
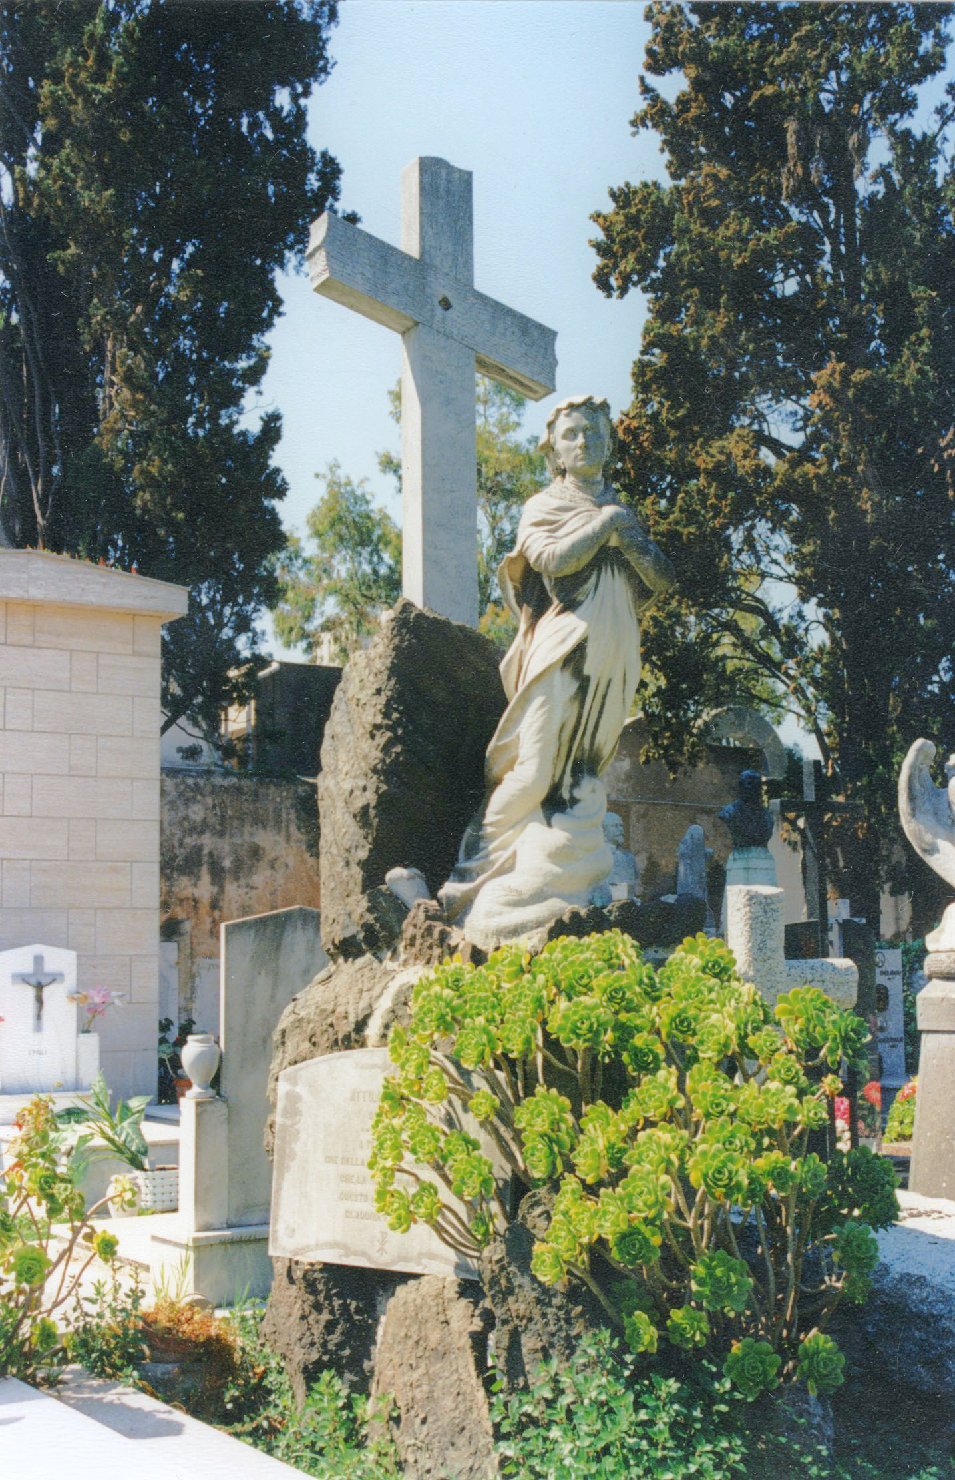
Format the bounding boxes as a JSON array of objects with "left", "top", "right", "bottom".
[{"left": 308, "top": 213, "right": 557, "bottom": 400}]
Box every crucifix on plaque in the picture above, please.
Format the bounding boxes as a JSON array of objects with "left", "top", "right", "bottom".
[
  {"left": 12, "top": 953, "right": 66, "bottom": 1033},
  {"left": 307, "top": 156, "right": 557, "bottom": 626}
]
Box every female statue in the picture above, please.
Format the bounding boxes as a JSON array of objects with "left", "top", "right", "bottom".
[{"left": 439, "top": 395, "right": 674, "bottom": 946}]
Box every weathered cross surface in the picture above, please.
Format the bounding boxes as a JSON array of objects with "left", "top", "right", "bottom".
[
  {"left": 12, "top": 953, "right": 65, "bottom": 1033},
  {"left": 308, "top": 157, "right": 558, "bottom": 626}
]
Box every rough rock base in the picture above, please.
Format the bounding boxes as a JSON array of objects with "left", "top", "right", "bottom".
[
  {"left": 371, "top": 1277, "right": 497, "bottom": 1480},
  {"left": 480, "top": 1189, "right": 608, "bottom": 1389},
  {"left": 262, "top": 1258, "right": 406, "bottom": 1404}
]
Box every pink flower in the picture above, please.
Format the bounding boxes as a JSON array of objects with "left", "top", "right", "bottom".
[
  {"left": 73, "top": 985, "right": 125, "bottom": 1032},
  {"left": 897, "top": 1079, "right": 917, "bottom": 1103},
  {"left": 833, "top": 1096, "right": 851, "bottom": 1125},
  {"left": 85, "top": 986, "right": 115, "bottom": 1018}
]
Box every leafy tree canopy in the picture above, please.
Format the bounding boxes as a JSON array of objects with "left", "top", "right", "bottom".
[
  {"left": 593, "top": 1, "right": 955, "bottom": 920},
  {"left": 272, "top": 462, "right": 402, "bottom": 664},
  {"left": 273, "top": 376, "right": 546, "bottom": 661},
  {"left": 0, "top": 0, "right": 342, "bottom": 734}
]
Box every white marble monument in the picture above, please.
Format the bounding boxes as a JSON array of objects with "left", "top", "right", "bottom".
[
  {"left": 438, "top": 396, "right": 674, "bottom": 948},
  {"left": 591, "top": 812, "right": 640, "bottom": 906},
  {"left": 899, "top": 739, "right": 955, "bottom": 953},
  {"left": 271, "top": 1048, "right": 489, "bottom": 1279},
  {"left": 0, "top": 943, "right": 99, "bottom": 1113},
  {"left": 725, "top": 886, "right": 857, "bottom": 1009},
  {"left": 875, "top": 946, "right": 906, "bottom": 1089},
  {"left": 123, "top": 907, "right": 325, "bottom": 1305},
  {"left": 899, "top": 739, "right": 955, "bottom": 1198},
  {"left": 308, "top": 156, "right": 557, "bottom": 626}
]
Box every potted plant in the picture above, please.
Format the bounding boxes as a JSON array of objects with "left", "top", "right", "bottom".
[
  {"left": 75, "top": 1072, "right": 178, "bottom": 1215},
  {"left": 856, "top": 1078, "right": 883, "bottom": 1151}
]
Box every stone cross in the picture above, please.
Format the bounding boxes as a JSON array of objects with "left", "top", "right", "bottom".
[
  {"left": 308, "top": 157, "right": 558, "bottom": 626},
  {"left": 12, "top": 953, "right": 65, "bottom": 1033},
  {"left": 725, "top": 885, "right": 857, "bottom": 1009}
]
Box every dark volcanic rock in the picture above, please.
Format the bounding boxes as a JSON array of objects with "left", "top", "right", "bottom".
[
  {"left": 265, "top": 954, "right": 414, "bottom": 1154},
  {"left": 400, "top": 898, "right": 488, "bottom": 968},
  {"left": 371, "top": 1276, "right": 497, "bottom": 1480},
  {"left": 318, "top": 600, "right": 505, "bottom": 959},
  {"left": 755, "top": 1385, "right": 835, "bottom": 1465},
  {"left": 479, "top": 1188, "right": 606, "bottom": 1390},
  {"left": 830, "top": 1264, "right": 955, "bottom": 1463},
  {"left": 542, "top": 894, "right": 706, "bottom": 948},
  {"left": 263, "top": 1258, "right": 405, "bottom": 1404}
]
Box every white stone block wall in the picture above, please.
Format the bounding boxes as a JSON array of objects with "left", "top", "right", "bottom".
[{"left": 0, "top": 553, "right": 187, "bottom": 1100}]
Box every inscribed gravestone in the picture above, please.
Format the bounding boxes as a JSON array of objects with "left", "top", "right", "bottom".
[
  {"left": 308, "top": 156, "right": 557, "bottom": 625},
  {"left": 271, "top": 1048, "right": 500, "bottom": 1280},
  {"left": 875, "top": 946, "right": 906, "bottom": 1088},
  {"left": 0, "top": 944, "right": 77, "bottom": 1094}
]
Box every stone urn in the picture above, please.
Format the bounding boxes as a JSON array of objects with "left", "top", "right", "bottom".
[{"left": 180, "top": 1033, "right": 220, "bottom": 1099}]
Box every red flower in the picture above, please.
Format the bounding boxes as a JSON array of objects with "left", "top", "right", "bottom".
[
  {"left": 861, "top": 1080, "right": 882, "bottom": 1109},
  {"left": 898, "top": 1079, "right": 917, "bottom": 1103},
  {"left": 834, "top": 1097, "right": 851, "bottom": 1124}
]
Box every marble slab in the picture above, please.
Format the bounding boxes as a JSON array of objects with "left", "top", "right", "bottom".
[
  {"left": 0, "top": 943, "right": 79, "bottom": 1094},
  {"left": 875, "top": 945, "right": 907, "bottom": 1088},
  {"left": 270, "top": 1047, "right": 504, "bottom": 1280}
]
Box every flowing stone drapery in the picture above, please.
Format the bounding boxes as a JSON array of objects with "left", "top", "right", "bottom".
[{"left": 440, "top": 458, "right": 672, "bottom": 948}]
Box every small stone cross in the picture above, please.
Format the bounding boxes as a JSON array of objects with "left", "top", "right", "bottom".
[
  {"left": 13, "top": 952, "right": 66, "bottom": 1033},
  {"left": 725, "top": 886, "right": 857, "bottom": 1009},
  {"left": 308, "top": 157, "right": 557, "bottom": 626}
]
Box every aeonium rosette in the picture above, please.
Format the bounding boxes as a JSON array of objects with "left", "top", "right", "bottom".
[{"left": 369, "top": 931, "right": 898, "bottom": 1397}]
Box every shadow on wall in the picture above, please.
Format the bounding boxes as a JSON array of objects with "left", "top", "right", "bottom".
[{"left": 160, "top": 771, "right": 321, "bottom": 1027}]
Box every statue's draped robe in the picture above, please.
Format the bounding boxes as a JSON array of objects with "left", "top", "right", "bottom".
[{"left": 440, "top": 479, "right": 653, "bottom": 943}]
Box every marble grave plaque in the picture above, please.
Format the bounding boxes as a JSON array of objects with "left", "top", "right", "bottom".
[
  {"left": 270, "top": 1047, "right": 505, "bottom": 1279},
  {"left": 875, "top": 946, "right": 906, "bottom": 1088},
  {"left": 0, "top": 944, "right": 79, "bottom": 1094}
]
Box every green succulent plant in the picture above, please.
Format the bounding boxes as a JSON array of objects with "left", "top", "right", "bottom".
[{"left": 370, "top": 931, "right": 898, "bottom": 1394}]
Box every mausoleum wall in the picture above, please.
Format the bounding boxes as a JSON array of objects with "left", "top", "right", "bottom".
[
  {"left": 160, "top": 769, "right": 321, "bottom": 1031},
  {"left": 0, "top": 552, "right": 188, "bottom": 1099}
]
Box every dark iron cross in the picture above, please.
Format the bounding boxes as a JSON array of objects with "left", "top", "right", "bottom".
[{"left": 12, "top": 953, "right": 65, "bottom": 1033}]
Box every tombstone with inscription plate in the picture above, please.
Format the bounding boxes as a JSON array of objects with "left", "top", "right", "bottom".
[
  {"left": 0, "top": 944, "right": 98, "bottom": 1120},
  {"left": 271, "top": 1048, "right": 505, "bottom": 1279},
  {"left": 875, "top": 946, "right": 907, "bottom": 1090}
]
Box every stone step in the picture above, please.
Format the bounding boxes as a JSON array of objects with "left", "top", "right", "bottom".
[
  {"left": 1, "top": 1368, "right": 306, "bottom": 1479},
  {"left": 1, "top": 1375, "right": 191, "bottom": 1480}
]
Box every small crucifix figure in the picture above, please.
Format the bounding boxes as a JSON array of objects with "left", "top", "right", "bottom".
[
  {"left": 13, "top": 953, "right": 65, "bottom": 1033},
  {"left": 308, "top": 157, "right": 558, "bottom": 626}
]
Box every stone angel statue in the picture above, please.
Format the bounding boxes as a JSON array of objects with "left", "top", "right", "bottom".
[
  {"left": 439, "top": 394, "right": 674, "bottom": 948},
  {"left": 898, "top": 738, "right": 955, "bottom": 952}
]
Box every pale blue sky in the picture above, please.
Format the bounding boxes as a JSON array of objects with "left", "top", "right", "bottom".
[
  {"left": 256, "top": 0, "right": 951, "bottom": 721},
  {"left": 257, "top": 0, "right": 661, "bottom": 558}
]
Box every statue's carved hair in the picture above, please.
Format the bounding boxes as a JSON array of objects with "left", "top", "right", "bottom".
[{"left": 538, "top": 395, "right": 616, "bottom": 477}]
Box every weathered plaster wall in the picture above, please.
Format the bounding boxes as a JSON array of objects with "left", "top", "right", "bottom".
[
  {"left": 606, "top": 719, "right": 763, "bottom": 902},
  {"left": 160, "top": 770, "right": 320, "bottom": 1027}
]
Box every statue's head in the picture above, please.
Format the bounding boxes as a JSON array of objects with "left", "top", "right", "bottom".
[
  {"left": 539, "top": 395, "right": 615, "bottom": 479},
  {"left": 603, "top": 811, "right": 626, "bottom": 848},
  {"left": 738, "top": 769, "right": 764, "bottom": 803}
]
